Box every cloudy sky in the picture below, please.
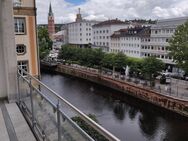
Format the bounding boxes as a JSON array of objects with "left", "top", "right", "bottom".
[{"left": 36, "top": 0, "right": 188, "bottom": 24}]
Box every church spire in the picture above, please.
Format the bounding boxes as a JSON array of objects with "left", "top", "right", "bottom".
[
  {"left": 48, "top": 2, "right": 55, "bottom": 39},
  {"left": 48, "top": 2, "right": 53, "bottom": 16}
]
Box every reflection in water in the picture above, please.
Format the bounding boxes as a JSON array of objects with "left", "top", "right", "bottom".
[
  {"left": 41, "top": 72, "right": 188, "bottom": 141},
  {"left": 128, "top": 107, "right": 138, "bottom": 120},
  {"left": 138, "top": 112, "right": 159, "bottom": 140},
  {"left": 113, "top": 100, "right": 126, "bottom": 121}
]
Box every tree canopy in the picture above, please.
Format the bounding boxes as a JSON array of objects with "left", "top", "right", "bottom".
[
  {"left": 168, "top": 20, "right": 188, "bottom": 73},
  {"left": 38, "top": 27, "right": 52, "bottom": 59},
  {"left": 58, "top": 45, "right": 165, "bottom": 81},
  {"left": 141, "top": 57, "right": 165, "bottom": 81},
  {"left": 58, "top": 45, "right": 104, "bottom": 67}
]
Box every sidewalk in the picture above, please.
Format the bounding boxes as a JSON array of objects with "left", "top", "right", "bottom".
[{"left": 0, "top": 101, "right": 36, "bottom": 141}]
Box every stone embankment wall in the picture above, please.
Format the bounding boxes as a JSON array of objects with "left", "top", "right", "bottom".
[{"left": 45, "top": 64, "right": 188, "bottom": 117}]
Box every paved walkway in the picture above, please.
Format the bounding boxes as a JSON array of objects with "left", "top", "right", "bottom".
[
  {"left": 0, "top": 101, "right": 36, "bottom": 141},
  {"left": 68, "top": 64, "right": 188, "bottom": 101}
]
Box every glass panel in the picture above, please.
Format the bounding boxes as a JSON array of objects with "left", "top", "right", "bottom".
[
  {"left": 18, "top": 76, "right": 32, "bottom": 112},
  {"left": 59, "top": 111, "right": 93, "bottom": 141},
  {"left": 32, "top": 92, "right": 58, "bottom": 141}
]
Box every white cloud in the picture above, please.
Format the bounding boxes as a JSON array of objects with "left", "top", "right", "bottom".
[{"left": 36, "top": 0, "right": 188, "bottom": 24}]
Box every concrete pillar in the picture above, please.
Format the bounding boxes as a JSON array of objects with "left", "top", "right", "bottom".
[{"left": 0, "top": 0, "right": 18, "bottom": 101}]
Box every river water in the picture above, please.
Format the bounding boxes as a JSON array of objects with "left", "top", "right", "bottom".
[{"left": 41, "top": 71, "right": 188, "bottom": 141}]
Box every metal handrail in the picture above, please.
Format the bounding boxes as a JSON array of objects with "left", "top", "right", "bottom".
[{"left": 17, "top": 67, "right": 120, "bottom": 141}]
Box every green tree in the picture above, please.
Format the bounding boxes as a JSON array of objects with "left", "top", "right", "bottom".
[
  {"left": 168, "top": 20, "right": 188, "bottom": 73},
  {"left": 58, "top": 45, "right": 104, "bottom": 67},
  {"left": 141, "top": 57, "right": 164, "bottom": 86},
  {"left": 38, "top": 27, "right": 52, "bottom": 59},
  {"left": 114, "top": 52, "right": 127, "bottom": 70},
  {"left": 128, "top": 58, "right": 143, "bottom": 77},
  {"left": 58, "top": 44, "right": 75, "bottom": 61},
  {"left": 102, "top": 53, "right": 115, "bottom": 69}
]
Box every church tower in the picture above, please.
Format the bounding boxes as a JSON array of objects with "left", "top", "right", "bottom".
[
  {"left": 76, "top": 8, "right": 82, "bottom": 22},
  {"left": 48, "top": 2, "right": 55, "bottom": 39}
]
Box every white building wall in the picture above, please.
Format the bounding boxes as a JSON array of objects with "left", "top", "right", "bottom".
[
  {"left": 93, "top": 24, "right": 131, "bottom": 51},
  {"left": 0, "top": 0, "right": 17, "bottom": 101},
  {"left": 110, "top": 36, "right": 141, "bottom": 58},
  {"left": 68, "top": 21, "right": 98, "bottom": 46}
]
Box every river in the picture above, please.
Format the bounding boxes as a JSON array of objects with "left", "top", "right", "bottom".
[{"left": 41, "top": 71, "right": 188, "bottom": 141}]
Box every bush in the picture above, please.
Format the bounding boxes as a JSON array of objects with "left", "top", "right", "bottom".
[{"left": 72, "top": 114, "right": 108, "bottom": 141}]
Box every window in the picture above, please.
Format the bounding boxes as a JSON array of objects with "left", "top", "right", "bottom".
[
  {"left": 14, "top": 18, "right": 26, "bottom": 34},
  {"left": 16, "top": 44, "right": 26, "bottom": 55},
  {"left": 18, "top": 61, "right": 29, "bottom": 76}
]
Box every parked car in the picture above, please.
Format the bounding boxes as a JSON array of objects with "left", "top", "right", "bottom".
[{"left": 185, "top": 76, "right": 188, "bottom": 81}]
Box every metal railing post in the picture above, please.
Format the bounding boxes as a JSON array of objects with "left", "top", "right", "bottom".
[
  {"left": 17, "top": 72, "right": 21, "bottom": 105},
  {"left": 29, "top": 77, "right": 35, "bottom": 128},
  {"left": 57, "top": 100, "right": 61, "bottom": 141}
]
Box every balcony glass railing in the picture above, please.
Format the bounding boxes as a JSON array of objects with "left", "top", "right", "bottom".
[{"left": 17, "top": 67, "right": 120, "bottom": 141}]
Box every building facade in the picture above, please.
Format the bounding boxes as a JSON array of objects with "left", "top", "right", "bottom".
[
  {"left": 13, "top": 0, "right": 39, "bottom": 77},
  {"left": 141, "top": 17, "right": 188, "bottom": 71},
  {"left": 67, "top": 9, "right": 99, "bottom": 48},
  {"left": 110, "top": 27, "right": 150, "bottom": 58},
  {"left": 92, "top": 19, "right": 132, "bottom": 52},
  {"left": 48, "top": 3, "right": 55, "bottom": 40}
]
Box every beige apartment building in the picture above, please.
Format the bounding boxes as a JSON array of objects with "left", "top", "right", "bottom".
[{"left": 13, "top": 0, "right": 39, "bottom": 77}]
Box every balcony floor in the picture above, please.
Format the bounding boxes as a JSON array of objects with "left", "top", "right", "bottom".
[{"left": 0, "top": 101, "right": 36, "bottom": 141}]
